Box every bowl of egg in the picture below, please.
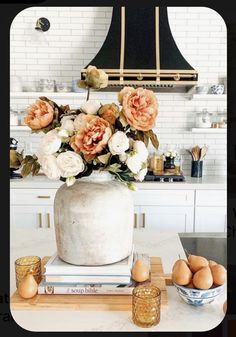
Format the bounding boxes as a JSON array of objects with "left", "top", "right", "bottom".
[{"left": 172, "top": 254, "right": 226, "bottom": 306}]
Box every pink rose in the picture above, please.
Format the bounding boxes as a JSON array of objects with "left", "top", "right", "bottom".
[
  {"left": 24, "top": 99, "right": 54, "bottom": 130},
  {"left": 70, "top": 115, "right": 112, "bottom": 160},
  {"left": 121, "top": 87, "right": 158, "bottom": 131}
]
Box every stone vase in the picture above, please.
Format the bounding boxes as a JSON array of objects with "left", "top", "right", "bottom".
[{"left": 54, "top": 171, "right": 134, "bottom": 265}]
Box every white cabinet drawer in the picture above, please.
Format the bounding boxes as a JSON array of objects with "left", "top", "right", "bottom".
[
  {"left": 134, "top": 190, "right": 194, "bottom": 206},
  {"left": 10, "top": 189, "right": 56, "bottom": 205},
  {"left": 139, "top": 206, "right": 194, "bottom": 232},
  {"left": 196, "top": 190, "right": 226, "bottom": 206},
  {"left": 195, "top": 207, "right": 227, "bottom": 232}
]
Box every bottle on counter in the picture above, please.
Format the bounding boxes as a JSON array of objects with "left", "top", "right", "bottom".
[{"left": 153, "top": 151, "right": 164, "bottom": 176}]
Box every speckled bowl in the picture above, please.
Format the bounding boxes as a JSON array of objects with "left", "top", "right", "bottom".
[{"left": 174, "top": 283, "right": 225, "bottom": 306}]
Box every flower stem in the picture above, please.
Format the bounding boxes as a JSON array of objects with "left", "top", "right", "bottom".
[{"left": 86, "top": 87, "right": 90, "bottom": 101}]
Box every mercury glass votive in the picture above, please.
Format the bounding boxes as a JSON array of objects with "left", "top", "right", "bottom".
[
  {"left": 15, "top": 256, "right": 41, "bottom": 288},
  {"left": 132, "top": 284, "right": 161, "bottom": 328}
]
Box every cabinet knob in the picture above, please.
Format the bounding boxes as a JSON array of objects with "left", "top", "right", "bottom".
[
  {"left": 134, "top": 213, "right": 138, "bottom": 228},
  {"left": 37, "top": 196, "right": 50, "bottom": 199}
]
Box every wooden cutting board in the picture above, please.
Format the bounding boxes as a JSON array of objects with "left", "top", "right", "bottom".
[{"left": 11, "top": 256, "right": 170, "bottom": 311}]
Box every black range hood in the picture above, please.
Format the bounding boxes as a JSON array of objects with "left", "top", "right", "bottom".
[{"left": 81, "top": 7, "right": 198, "bottom": 92}]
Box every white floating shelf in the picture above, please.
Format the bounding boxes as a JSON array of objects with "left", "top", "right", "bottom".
[
  {"left": 189, "top": 94, "right": 227, "bottom": 101},
  {"left": 10, "top": 92, "right": 87, "bottom": 99},
  {"left": 10, "top": 126, "right": 31, "bottom": 131},
  {"left": 191, "top": 128, "right": 226, "bottom": 133}
]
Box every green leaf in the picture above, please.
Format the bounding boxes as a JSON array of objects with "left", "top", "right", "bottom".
[{"left": 21, "top": 162, "right": 33, "bottom": 177}]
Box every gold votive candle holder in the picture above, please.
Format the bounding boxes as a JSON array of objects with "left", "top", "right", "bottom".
[
  {"left": 15, "top": 256, "right": 41, "bottom": 288},
  {"left": 132, "top": 284, "right": 161, "bottom": 328}
]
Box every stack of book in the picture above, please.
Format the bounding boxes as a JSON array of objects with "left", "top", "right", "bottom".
[{"left": 38, "top": 251, "right": 150, "bottom": 295}]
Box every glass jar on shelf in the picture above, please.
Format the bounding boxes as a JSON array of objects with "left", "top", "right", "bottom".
[
  {"left": 10, "top": 107, "right": 19, "bottom": 126},
  {"left": 217, "top": 108, "right": 227, "bottom": 128},
  {"left": 195, "top": 108, "right": 212, "bottom": 128}
]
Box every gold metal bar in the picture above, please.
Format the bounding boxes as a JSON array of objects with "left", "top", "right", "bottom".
[
  {"left": 119, "top": 7, "right": 126, "bottom": 82},
  {"left": 134, "top": 213, "right": 138, "bottom": 228},
  {"left": 155, "top": 7, "right": 160, "bottom": 81},
  {"left": 38, "top": 213, "right": 42, "bottom": 228},
  {"left": 47, "top": 213, "right": 51, "bottom": 228},
  {"left": 37, "top": 196, "right": 50, "bottom": 199},
  {"left": 105, "top": 73, "right": 195, "bottom": 78},
  {"left": 106, "top": 80, "right": 198, "bottom": 85},
  {"left": 142, "top": 213, "right": 146, "bottom": 228},
  {"left": 81, "top": 68, "right": 198, "bottom": 74}
]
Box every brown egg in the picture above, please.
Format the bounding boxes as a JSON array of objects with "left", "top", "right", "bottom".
[
  {"left": 188, "top": 255, "right": 209, "bottom": 273},
  {"left": 223, "top": 300, "right": 227, "bottom": 314},
  {"left": 172, "top": 260, "right": 192, "bottom": 286},
  {"left": 209, "top": 260, "right": 217, "bottom": 267},
  {"left": 18, "top": 273, "right": 38, "bottom": 299},
  {"left": 131, "top": 259, "right": 149, "bottom": 282},
  {"left": 211, "top": 264, "right": 227, "bottom": 286},
  {"left": 193, "top": 266, "right": 213, "bottom": 290}
]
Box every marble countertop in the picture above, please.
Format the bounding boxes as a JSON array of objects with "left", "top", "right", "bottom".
[
  {"left": 10, "top": 229, "right": 226, "bottom": 332},
  {"left": 10, "top": 175, "right": 226, "bottom": 190}
]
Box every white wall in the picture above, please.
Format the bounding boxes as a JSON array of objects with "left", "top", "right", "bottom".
[{"left": 10, "top": 6, "right": 227, "bottom": 176}]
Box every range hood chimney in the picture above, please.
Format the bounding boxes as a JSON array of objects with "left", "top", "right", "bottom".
[{"left": 81, "top": 7, "right": 198, "bottom": 92}]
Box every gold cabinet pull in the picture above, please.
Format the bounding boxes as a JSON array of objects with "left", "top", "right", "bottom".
[
  {"left": 38, "top": 213, "right": 42, "bottom": 228},
  {"left": 134, "top": 213, "right": 138, "bottom": 228},
  {"left": 37, "top": 196, "right": 50, "bottom": 199},
  {"left": 142, "top": 213, "right": 146, "bottom": 228},
  {"left": 47, "top": 213, "right": 51, "bottom": 228}
]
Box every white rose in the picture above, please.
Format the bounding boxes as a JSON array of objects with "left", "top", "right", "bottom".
[
  {"left": 58, "top": 129, "right": 69, "bottom": 139},
  {"left": 40, "top": 155, "right": 61, "bottom": 180},
  {"left": 133, "top": 140, "right": 149, "bottom": 161},
  {"left": 60, "top": 116, "right": 75, "bottom": 135},
  {"left": 80, "top": 100, "right": 101, "bottom": 115},
  {"left": 74, "top": 113, "right": 87, "bottom": 131},
  {"left": 134, "top": 167, "right": 148, "bottom": 182},
  {"left": 37, "top": 129, "right": 61, "bottom": 155},
  {"left": 108, "top": 131, "right": 129, "bottom": 155},
  {"left": 119, "top": 152, "right": 128, "bottom": 163},
  {"left": 56, "top": 151, "right": 85, "bottom": 178},
  {"left": 126, "top": 154, "right": 143, "bottom": 174}
]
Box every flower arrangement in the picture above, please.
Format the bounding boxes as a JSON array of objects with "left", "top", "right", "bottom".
[
  {"left": 21, "top": 66, "right": 159, "bottom": 189},
  {"left": 163, "top": 150, "right": 177, "bottom": 159}
]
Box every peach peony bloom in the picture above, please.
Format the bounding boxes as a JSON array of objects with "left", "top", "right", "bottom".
[
  {"left": 121, "top": 87, "right": 158, "bottom": 131},
  {"left": 70, "top": 115, "right": 112, "bottom": 160},
  {"left": 24, "top": 99, "right": 54, "bottom": 130},
  {"left": 118, "top": 87, "right": 135, "bottom": 104},
  {"left": 98, "top": 103, "right": 120, "bottom": 125}
]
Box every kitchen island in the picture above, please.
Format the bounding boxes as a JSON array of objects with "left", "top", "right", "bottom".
[{"left": 10, "top": 228, "right": 226, "bottom": 332}]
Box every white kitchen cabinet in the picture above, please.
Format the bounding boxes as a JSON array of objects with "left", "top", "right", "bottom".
[
  {"left": 195, "top": 207, "right": 227, "bottom": 232},
  {"left": 11, "top": 206, "right": 47, "bottom": 229},
  {"left": 11, "top": 188, "right": 55, "bottom": 229},
  {"left": 138, "top": 206, "right": 194, "bottom": 232}
]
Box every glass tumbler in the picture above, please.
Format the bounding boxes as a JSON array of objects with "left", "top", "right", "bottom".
[
  {"left": 132, "top": 284, "right": 161, "bottom": 328},
  {"left": 15, "top": 256, "right": 41, "bottom": 288}
]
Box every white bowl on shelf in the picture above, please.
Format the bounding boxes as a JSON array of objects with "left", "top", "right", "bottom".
[{"left": 195, "top": 85, "right": 209, "bottom": 94}]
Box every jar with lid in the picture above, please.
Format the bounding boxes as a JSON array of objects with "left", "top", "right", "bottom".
[
  {"left": 195, "top": 108, "right": 212, "bottom": 128},
  {"left": 218, "top": 108, "right": 227, "bottom": 128},
  {"left": 10, "top": 107, "right": 19, "bottom": 126}
]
